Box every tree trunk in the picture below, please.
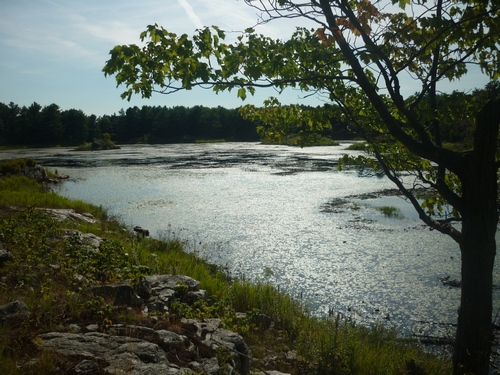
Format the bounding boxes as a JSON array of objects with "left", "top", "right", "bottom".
[
  {"left": 454, "top": 215, "right": 496, "bottom": 374},
  {"left": 453, "top": 98, "right": 499, "bottom": 375}
]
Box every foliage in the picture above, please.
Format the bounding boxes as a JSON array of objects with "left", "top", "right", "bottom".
[
  {"left": 0, "top": 102, "right": 260, "bottom": 147},
  {"left": 0, "top": 158, "right": 36, "bottom": 175}
]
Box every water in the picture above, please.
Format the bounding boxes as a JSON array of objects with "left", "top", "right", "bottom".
[{"left": 5, "top": 142, "right": 499, "bottom": 338}]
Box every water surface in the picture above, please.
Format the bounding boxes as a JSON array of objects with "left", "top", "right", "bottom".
[{"left": 6, "top": 143, "right": 498, "bottom": 338}]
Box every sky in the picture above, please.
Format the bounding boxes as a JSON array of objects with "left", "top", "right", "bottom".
[{"left": 0, "top": 0, "right": 492, "bottom": 117}]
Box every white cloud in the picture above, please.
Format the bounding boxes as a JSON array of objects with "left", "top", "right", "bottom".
[{"left": 177, "top": 0, "right": 204, "bottom": 29}]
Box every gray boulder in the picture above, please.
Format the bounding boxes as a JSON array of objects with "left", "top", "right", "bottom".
[
  {"left": 37, "top": 331, "right": 188, "bottom": 374},
  {"left": 0, "top": 300, "right": 29, "bottom": 326},
  {"left": 182, "top": 318, "right": 250, "bottom": 375},
  {"left": 63, "top": 229, "right": 103, "bottom": 248},
  {"left": 23, "top": 164, "right": 47, "bottom": 181},
  {"left": 144, "top": 274, "right": 201, "bottom": 292},
  {"left": 40, "top": 208, "right": 98, "bottom": 224},
  {"left": 92, "top": 282, "right": 143, "bottom": 307},
  {"left": 156, "top": 330, "right": 193, "bottom": 351},
  {"left": 74, "top": 359, "right": 100, "bottom": 374},
  {"left": 142, "top": 275, "right": 206, "bottom": 313}
]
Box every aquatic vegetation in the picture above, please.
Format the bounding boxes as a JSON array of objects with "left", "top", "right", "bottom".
[{"left": 376, "top": 205, "right": 403, "bottom": 219}]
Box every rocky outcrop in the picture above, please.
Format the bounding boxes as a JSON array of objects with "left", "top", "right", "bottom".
[
  {"left": 23, "top": 164, "right": 69, "bottom": 183},
  {"left": 182, "top": 318, "right": 251, "bottom": 374},
  {"left": 87, "top": 274, "right": 208, "bottom": 314},
  {"left": 1, "top": 217, "right": 277, "bottom": 374},
  {"left": 36, "top": 317, "right": 251, "bottom": 375},
  {"left": 143, "top": 274, "right": 207, "bottom": 313},
  {"left": 23, "top": 164, "right": 47, "bottom": 181},
  {"left": 40, "top": 208, "right": 99, "bottom": 224},
  {"left": 30, "top": 273, "right": 251, "bottom": 374}
]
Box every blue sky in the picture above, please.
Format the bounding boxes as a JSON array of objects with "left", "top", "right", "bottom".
[{"left": 0, "top": 0, "right": 491, "bottom": 116}]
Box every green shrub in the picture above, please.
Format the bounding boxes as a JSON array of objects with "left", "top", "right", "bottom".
[
  {"left": 0, "top": 158, "right": 36, "bottom": 175},
  {"left": 346, "top": 142, "right": 369, "bottom": 151}
]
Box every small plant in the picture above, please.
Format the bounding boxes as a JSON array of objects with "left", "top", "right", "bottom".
[
  {"left": 376, "top": 205, "right": 403, "bottom": 218},
  {"left": 263, "top": 266, "right": 274, "bottom": 278},
  {"left": 346, "top": 142, "right": 368, "bottom": 151}
]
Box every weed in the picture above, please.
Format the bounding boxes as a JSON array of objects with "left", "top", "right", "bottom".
[{"left": 376, "top": 205, "right": 403, "bottom": 218}]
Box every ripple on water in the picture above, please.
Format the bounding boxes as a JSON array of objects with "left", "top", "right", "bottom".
[{"left": 7, "top": 143, "right": 499, "bottom": 338}]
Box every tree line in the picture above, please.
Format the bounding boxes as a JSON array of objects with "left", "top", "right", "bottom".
[
  {"left": 0, "top": 103, "right": 261, "bottom": 147},
  {"left": 0, "top": 89, "right": 486, "bottom": 148}
]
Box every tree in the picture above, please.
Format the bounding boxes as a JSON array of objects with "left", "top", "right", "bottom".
[
  {"left": 0, "top": 102, "right": 21, "bottom": 145},
  {"left": 103, "top": 0, "right": 499, "bottom": 373},
  {"left": 61, "top": 108, "right": 89, "bottom": 145}
]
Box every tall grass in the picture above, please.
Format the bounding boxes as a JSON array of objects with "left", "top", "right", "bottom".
[{"left": 0, "top": 175, "right": 105, "bottom": 217}]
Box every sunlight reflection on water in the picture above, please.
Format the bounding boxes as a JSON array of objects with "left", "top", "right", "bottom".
[{"left": 7, "top": 142, "right": 499, "bottom": 337}]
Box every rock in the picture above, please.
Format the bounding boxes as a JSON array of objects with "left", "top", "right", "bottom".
[
  {"left": 40, "top": 208, "right": 99, "bottom": 224},
  {"left": 91, "top": 138, "right": 120, "bottom": 151},
  {"left": 91, "top": 282, "right": 143, "bottom": 307},
  {"left": 439, "top": 275, "right": 462, "bottom": 288},
  {"left": 74, "top": 359, "right": 100, "bottom": 374},
  {"left": 37, "top": 331, "right": 187, "bottom": 374},
  {"left": 142, "top": 275, "right": 206, "bottom": 313},
  {"left": 182, "top": 317, "right": 250, "bottom": 375},
  {"left": 190, "top": 357, "right": 221, "bottom": 375},
  {"left": 63, "top": 229, "right": 103, "bottom": 248},
  {"left": 134, "top": 226, "right": 150, "bottom": 238},
  {"left": 0, "top": 300, "right": 30, "bottom": 326},
  {"left": 23, "top": 164, "right": 47, "bottom": 182},
  {"left": 103, "top": 352, "right": 179, "bottom": 374},
  {"left": 185, "top": 290, "right": 208, "bottom": 304},
  {"left": 156, "top": 330, "right": 193, "bottom": 351},
  {"left": 136, "top": 279, "right": 152, "bottom": 299},
  {"left": 145, "top": 275, "right": 201, "bottom": 292},
  {"left": 110, "top": 340, "right": 168, "bottom": 363},
  {"left": 206, "top": 326, "right": 250, "bottom": 375},
  {"left": 107, "top": 324, "right": 158, "bottom": 343},
  {"left": 33, "top": 274, "right": 253, "bottom": 375},
  {"left": 145, "top": 300, "right": 170, "bottom": 314},
  {"left": 36, "top": 325, "right": 250, "bottom": 374},
  {"left": 0, "top": 242, "right": 14, "bottom": 267}
]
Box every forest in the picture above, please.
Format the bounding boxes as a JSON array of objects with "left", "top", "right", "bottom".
[
  {"left": 0, "top": 87, "right": 486, "bottom": 148},
  {"left": 0, "top": 103, "right": 261, "bottom": 147}
]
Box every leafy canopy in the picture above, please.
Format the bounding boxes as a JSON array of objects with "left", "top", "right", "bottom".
[{"left": 103, "top": 0, "right": 499, "bottom": 235}]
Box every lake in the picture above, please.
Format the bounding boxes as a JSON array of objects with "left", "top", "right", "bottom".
[{"left": 5, "top": 142, "right": 499, "bottom": 338}]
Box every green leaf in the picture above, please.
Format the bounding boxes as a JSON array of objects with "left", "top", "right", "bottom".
[{"left": 237, "top": 87, "right": 247, "bottom": 100}]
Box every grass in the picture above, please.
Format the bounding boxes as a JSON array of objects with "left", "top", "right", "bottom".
[
  {"left": 0, "top": 170, "right": 452, "bottom": 374},
  {"left": 376, "top": 205, "right": 403, "bottom": 218}
]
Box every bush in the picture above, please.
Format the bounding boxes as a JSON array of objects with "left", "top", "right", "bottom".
[{"left": 0, "top": 158, "right": 37, "bottom": 175}]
